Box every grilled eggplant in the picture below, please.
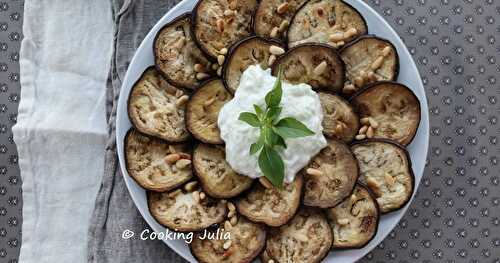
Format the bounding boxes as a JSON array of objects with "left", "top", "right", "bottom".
[
  {"left": 351, "top": 139, "right": 414, "bottom": 213},
  {"left": 186, "top": 79, "right": 231, "bottom": 144},
  {"left": 326, "top": 184, "right": 379, "bottom": 249},
  {"left": 154, "top": 13, "right": 213, "bottom": 89},
  {"left": 193, "top": 143, "right": 253, "bottom": 198},
  {"left": 318, "top": 92, "right": 359, "bottom": 142},
  {"left": 340, "top": 35, "right": 399, "bottom": 95},
  {"left": 253, "top": 0, "right": 310, "bottom": 40},
  {"left": 223, "top": 36, "right": 284, "bottom": 93},
  {"left": 236, "top": 176, "right": 303, "bottom": 227},
  {"left": 127, "top": 67, "right": 190, "bottom": 142},
  {"left": 272, "top": 44, "right": 345, "bottom": 92},
  {"left": 287, "top": 0, "right": 367, "bottom": 49},
  {"left": 192, "top": 0, "right": 258, "bottom": 59},
  {"left": 148, "top": 184, "right": 227, "bottom": 231},
  {"left": 190, "top": 216, "right": 266, "bottom": 263},
  {"left": 350, "top": 81, "right": 421, "bottom": 145},
  {"left": 261, "top": 207, "right": 333, "bottom": 263},
  {"left": 303, "top": 139, "right": 358, "bottom": 208},
  {"left": 125, "top": 129, "right": 192, "bottom": 192}
]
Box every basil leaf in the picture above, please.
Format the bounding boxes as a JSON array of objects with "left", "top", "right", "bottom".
[
  {"left": 275, "top": 134, "right": 287, "bottom": 149},
  {"left": 250, "top": 134, "right": 264, "bottom": 155},
  {"left": 258, "top": 146, "right": 285, "bottom": 187},
  {"left": 274, "top": 117, "right": 315, "bottom": 138},
  {"left": 266, "top": 106, "right": 282, "bottom": 123},
  {"left": 238, "top": 112, "right": 261, "bottom": 127},
  {"left": 254, "top": 104, "right": 264, "bottom": 120},
  {"left": 265, "top": 67, "right": 283, "bottom": 108}
]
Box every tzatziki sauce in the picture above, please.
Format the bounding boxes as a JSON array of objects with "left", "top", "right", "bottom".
[{"left": 217, "top": 65, "right": 327, "bottom": 183}]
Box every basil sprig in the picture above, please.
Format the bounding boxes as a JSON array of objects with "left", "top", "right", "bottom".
[{"left": 238, "top": 69, "right": 314, "bottom": 187}]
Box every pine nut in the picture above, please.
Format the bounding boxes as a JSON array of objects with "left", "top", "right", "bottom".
[
  {"left": 227, "top": 202, "right": 236, "bottom": 211},
  {"left": 270, "top": 27, "right": 279, "bottom": 38},
  {"left": 354, "top": 76, "right": 364, "bottom": 87},
  {"left": 230, "top": 215, "right": 238, "bottom": 225},
  {"left": 175, "top": 95, "right": 189, "bottom": 107},
  {"left": 224, "top": 220, "right": 232, "bottom": 230},
  {"left": 359, "top": 125, "right": 368, "bottom": 135},
  {"left": 165, "top": 153, "right": 180, "bottom": 164},
  {"left": 223, "top": 240, "right": 232, "bottom": 250},
  {"left": 194, "top": 63, "right": 204, "bottom": 73},
  {"left": 313, "top": 61, "right": 327, "bottom": 76},
  {"left": 212, "top": 63, "right": 219, "bottom": 70},
  {"left": 217, "top": 55, "right": 225, "bottom": 65},
  {"left": 279, "top": 20, "right": 289, "bottom": 32},
  {"left": 368, "top": 117, "right": 379, "bottom": 128},
  {"left": 199, "top": 192, "right": 206, "bottom": 200},
  {"left": 366, "top": 126, "right": 374, "bottom": 138},
  {"left": 355, "top": 134, "right": 366, "bottom": 140},
  {"left": 337, "top": 218, "right": 350, "bottom": 225},
  {"left": 268, "top": 54, "right": 277, "bottom": 66},
  {"left": 216, "top": 19, "right": 224, "bottom": 33},
  {"left": 175, "top": 89, "right": 183, "bottom": 98},
  {"left": 217, "top": 67, "right": 222, "bottom": 76},
  {"left": 196, "top": 72, "right": 210, "bottom": 80},
  {"left": 269, "top": 45, "right": 285, "bottom": 55},
  {"left": 184, "top": 181, "right": 198, "bottom": 192},
  {"left": 382, "top": 46, "right": 392, "bottom": 57},
  {"left": 370, "top": 56, "right": 384, "bottom": 70},
  {"left": 219, "top": 47, "right": 228, "bottom": 55},
  {"left": 343, "top": 84, "right": 356, "bottom": 94},
  {"left": 329, "top": 32, "right": 344, "bottom": 42},
  {"left": 306, "top": 168, "right": 323, "bottom": 176},
  {"left": 175, "top": 159, "right": 192, "bottom": 169},
  {"left": 192, "top": 191, "right": 200, "bottom": 203},
  {"left": 343, "top": 28, "right": 358, "bottom": 38},
  {"left": 268, "top": 260, "right": 275, "bottom": 263},
  {"left": 360, "top": 117, "right": 370, "bottom": 125},
  {"left": 277, "top": 2, "right": 289, "bottom": 14},
  {"left": 259, "top": 177, "right": 273, "bottom": 189},
  {"left": 224, "top": 10, "right": 235, "bottom": 16}
]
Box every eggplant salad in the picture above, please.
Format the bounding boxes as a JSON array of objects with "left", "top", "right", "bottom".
[{"left": 124, "top": 1, "right": 422, "bottom": 262}]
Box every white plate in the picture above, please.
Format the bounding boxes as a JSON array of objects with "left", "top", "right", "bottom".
[{"left": 116, "top": 0, "right": 430, "bottom": 262}]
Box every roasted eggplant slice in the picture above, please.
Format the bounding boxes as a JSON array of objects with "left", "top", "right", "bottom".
[
  {"left": 302, "top": 139, "right": 358, "bottom": 208},
  {"left": 340, "top": 35, "right": 399, "bottom": 95},
  {"left": 287, "top": 0, "right": 367, "bottom": 49},
  {"left": 127, "top": 67, "right": 190, "bottom": 142},
  {"left": 223, "top": 36, "right": 284, "bottom": 93},
  {"left": 351, "top": 139, "right": 415, "bottom": 214},
  {"left": 192, "top": 0, "right": 258, "bottom": 59},
  {"left": 350, "top": 81, "right": 421, "bottom": 145},
  {"left": 236, "top": 176, "right": 303, "bottom": 227},
  {"left": 326, "top": 184, "right": 379, "bottom": 249},
  {"left": 318, "top": 92, "right": 359, "bottom": 142},
  {"left": 154, "top": 13, "right": 213, "bottom": 89},
  {"left": 190, "top": 216, "right": 266, "bottom": 263},
  {"left": 260, "top": 207, "right": 333, "bottom": 263},
  {"left": 193, "top": 143, "right": 253, "bottom": 198},
  {"left": 148, "top": 183, "right": 227, "bottom": 231},
  {"left": 186, "top": 79, "right": 231, "bottom": 144},
  {"left": 253, "top": 0, "right": 310, "bottom": 40},
  {"left": 272, "top": 44, "right": 345, "bottom": 92},
  {"left": 125, "top": 129, "right": 192, "bottom": 192}
]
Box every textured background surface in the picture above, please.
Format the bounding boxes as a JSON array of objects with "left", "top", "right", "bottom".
[{"left": 1, "top": 0, "right": 499, "bottom": 262}]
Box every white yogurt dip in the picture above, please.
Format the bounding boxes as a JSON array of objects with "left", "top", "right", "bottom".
[{"left": 218, "top": 65, "right": 327, "bottom": 183}]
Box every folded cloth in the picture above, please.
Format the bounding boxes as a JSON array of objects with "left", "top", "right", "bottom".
[
  {"left": 87, "top": 0, "right": 186, "bottom": 262},
  {"left": 12, "top": 1, "right": 113, "bottom": 262}
]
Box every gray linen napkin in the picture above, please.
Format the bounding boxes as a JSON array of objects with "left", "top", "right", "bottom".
[{"left": 87, "top": 0, "right": 186, "bottom": 262}]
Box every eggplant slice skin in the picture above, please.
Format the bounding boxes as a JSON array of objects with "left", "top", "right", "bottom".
[
  {"left": 350, "top": 81, "right": 421, "bottom": 145},
  {"left": 193, "top": 143, "right": 253, "bottom": 198},
  {"left": 236, "top": 176, "right": 303, "bottom": 227},
  {"left": 351, "top": 139, "right": 415, "bottom": 214},
  {"left": 190, "top": 216, "right": 266, "bottom": 263},
  {"left": 192, "top": 0, "right": 258, "bottom": 59},
  {"left": 154, "top": 13, "right": 213, "bottom": 89},
  {"left": 223, "top": 36, "right": 284, "bottom": 94},
  {"left": 253, "top": 0, "right": 310, "bottom": 40},
  {"left": 287, "top": 0, "right": 367, "bottom": 49},
  {"left": 186, "top": 79, "right": 231, "bottom": 144},
  {"left": 148, "top": 184, "right": 227, "bottom": 232},
  {"left": 272, "top": 44, "right": 345, "bottom": 92},
  {"left": 326, "top": 184, "right": 379, "bottom": 249},
  {"left": 125, "top": 129, "right": 193, "bottom": 192},
  {"left": 340, "top": 35, "right": 399, "bottom": 95},
  {"left": 302, "top": 139, "right": 358, "bottom": 208},
  {"left": 127, "top": 67, "right": 190, "bottom": 142},
  {"left": 260, "top": 207, "right": 333, "bottom": 263},
  {"left": 318, "top": 92, "right": 360, "bottom": 142}
]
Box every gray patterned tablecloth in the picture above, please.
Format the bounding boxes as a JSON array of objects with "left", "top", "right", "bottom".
[{"left": 1, "top": 0, "right": 499, "bottom": 262}]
